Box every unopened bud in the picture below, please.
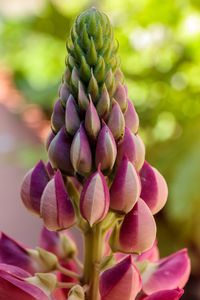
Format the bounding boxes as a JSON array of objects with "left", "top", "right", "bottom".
[
  {"left": 96, "top": 84, "right": 110, "bottom": 119},
  {"left": 78, "top": 82, "right": 90, "bottom": 111},
  {"left": 95, "top": 122, "right": 117, "bottom": 172},
  {"left": 51, "top": 99, "right": 65, "bottom": 133},
  {"left": 107, "top": 99, "right": 125, "bottom": 141},
  {"left": 21, "top": 160, "right": 50, "bottom": 216},
  {"left": 110, "top": 156, "right": 141, "bottom": 213},
  {"left": 109, "top": 198, "right": 156, "bottom": 254},
  {"left": 80, "top": 166, "right": 110, "bottom": 226},
  {"left": 140, "top": 161, "right": 168, "bottom": 215},
  {"left": 124, "top": 99, "right": 139, "bottom": 134},
  {"left": 99, "top": 255, "right": 142, "bottom": 300},
  {"left": 48, "top": 126, "right": 74, "bottom": 176},
  {"left": 116, "top": 127, "right": 145, "bottom": 170},
  {"left": 26, "top": 273, "right": 57, "bottom": 296},
  {"left": 40, "top": 170, "right": 76, "bottom": 231},
  {"left": 65, "top": 95, "right": 81, "bottom": 135},
  {"left": 70, "top": 123, "right": 92, "bottom": 176},
  {"left": 85, "top": 97, "right": 101, "bottom": 139},
  {"left": 60, "top": 82, "right": 70, "bottom": 107},
  {"left": 68, "top": 285, "right": 85, "bottom": 300},
  {"left": 114, "top": 82, "right": 127, "bottom": 112}
]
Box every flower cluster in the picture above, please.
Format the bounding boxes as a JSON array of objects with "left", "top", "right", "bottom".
[{"left": 1, "top": 7, "right": 190, "bottom": 300}]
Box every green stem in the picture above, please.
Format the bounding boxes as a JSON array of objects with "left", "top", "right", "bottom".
[
  {"left": 83, "top": 223, "right": 105, "bottom": 300},
  {"left": 56, "top": 263, "right": 81, "bottom": 280}
]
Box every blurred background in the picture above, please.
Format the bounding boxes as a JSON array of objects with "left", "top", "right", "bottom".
[{"left": 0, "top": 0, "right": 200, "bottom": 298}]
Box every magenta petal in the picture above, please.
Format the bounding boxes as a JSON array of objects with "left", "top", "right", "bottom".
[
  {"left": 99, "top": 255, "right": 142, "bottom": 300},
  {"left": 110, "top": 156, "right": 141, "bottom": 213},
  {"left": 118, "top": 199, "right": 156, "bottom": 254},
  {"left": 70, "top": 123, "right": 92, "bottom": 175},
  {"left": 124, "top": 99, "right": 139, "bottom": 134},
  {"left": 95, "top": 123, "right": 117, "bottom": 172},
  {"left": 55, "top": 170, "right": 76, "bottom": 229},
  {"left": 21, "top": 160, "right": 50, "bottom": 216},
  {"left": 0, "top": 233, "right": 35, "bottom": 274},
  {"left": 41, "top": 170, "right": 75, "bottom": 231},
  {"left": 80, "top": 167, "right": 110, "bottom": 226},
  {"left": 138, "top": 288, "right": 184, "bottom": 300},
  {"left": 39, "top": 227, "right": 60, "bottom": 254},
  {"left": 48, "top": 126, "right": 74, "bottom": 176},
  {"left": 0, "top": 267, "right": 50, "bottom": 300},
  {"left": 0, "top": 263, "right": 31, "bottom": 278},
  {"left": 140, "top": 161, "right": 168, "bottom": 215},
  {"left": 142, "top": 249, "right": 190, "bottom": 295}
]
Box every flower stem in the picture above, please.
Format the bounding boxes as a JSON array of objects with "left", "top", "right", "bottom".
[
  {"left": 56, "top": 263, "right": 81, "bottom": 280},
  {"left": 73, "top": 255, "right": 84, "bottom": 271},
  {"left": 56, "top": 282, "right": 76, "bottom": 289},
  {"left": 83, "top": 223, "right": 105, "bottom": 300}
]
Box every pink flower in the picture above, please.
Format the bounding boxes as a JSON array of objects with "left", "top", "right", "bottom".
[
  {"left": 0, "top": 264, "right": 50, "bottom": 299},
  {"left": 141, "top": 249, "right": 190, "bottom": 295}
]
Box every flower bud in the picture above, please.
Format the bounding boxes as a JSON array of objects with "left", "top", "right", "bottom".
[
  {"left": 60, "top": 82, "right": 70, "bottom": 107},
  {"left": 28, "top": 247, "right": 58, "bottom": 272},
  {"left": 117, "top": 127, "right": 145, "bottom": 170},
  {"left": 140, "top": 161, "right": 168, "bottom": 215},
  {"left": 138, "top": 288, "right": 184, "bottom": 300},
  {"left": 114, "top": 82, "right": 127, "bottom": 112},
  {"left": 71, "top": 67, "right": 79, "bottom": 91},
  {"left": 85, "top": 97, "right": 101, "bottom": 139},
  {"left": 21, "top": 160, "right": 50, "bottom": 216},
  {"left": 105, "top": 69, "right": 115, "bottom": 97},
  {"left": 70, "top": 123, "right": 92, "bottom": 176},
  {"left": 68, "top": 285, "right": 85, "bottom": 300},
  {"left": 40, "top": 227, "right": 77, "bottom": 260},
  {"left": 142, "top": 249, "right": 190, "bottom": 295},
  {"left": 95, "top": 123, "right": 117, "bottom": 172},
  {"left": 109, "top": 198, "right": 156, "bottom": 254},
  {"left": 110, "top": 156, "right": 141, "bottom": 213},
  {"left": 88, "top": 71, "right": 99, "bottom": 103},
  {"left": 96, "top": 84, "right": 110, "bottom": 119},
  {"left": 78, "top": 81, "right": 90, "bottom": 111},
  {"left": 99, "top": 255, "right": 142, "bottom": 300},
  {"left": 65, "top": 94, "right": 81, "bottom": 135},
  {"left": 107, "top": 99, "right": 125, "bottom": 141},
  {"left": 51, "top": 99, "right": 65, "bottom": 133},
  {"left": 40, "top": 170, "right": 75, "bottom": 231},
  {"left": 48, "top": 126, "right": 74, "bottom": 176},
  {"left": 114, "top": 68, "right": 124, "bottom": 85},
  {"left": 80, "top": 166, "right": 110, "bottom": 226},
  {"left": 26, "top": 273, "right": 57, "bottom": 296},
  {"left": 45, "top": 131, "right": 55, "bottom": 151},
  {"left": 124, "top": 99, "right": 139, "bottom": 134}
]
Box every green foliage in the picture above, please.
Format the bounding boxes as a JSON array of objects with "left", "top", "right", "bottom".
[{"left": 0, "top": 0, "right": 200, "bottom": 271}]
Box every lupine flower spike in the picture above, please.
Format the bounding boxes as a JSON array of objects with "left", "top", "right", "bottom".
[{"left": 4, "top": 7, "right": 189, "bottom": 300}]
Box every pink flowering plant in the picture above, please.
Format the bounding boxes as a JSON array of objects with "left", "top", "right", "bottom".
[{"left": 0, "top": 8, "right": 190, "bottom": 300}]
